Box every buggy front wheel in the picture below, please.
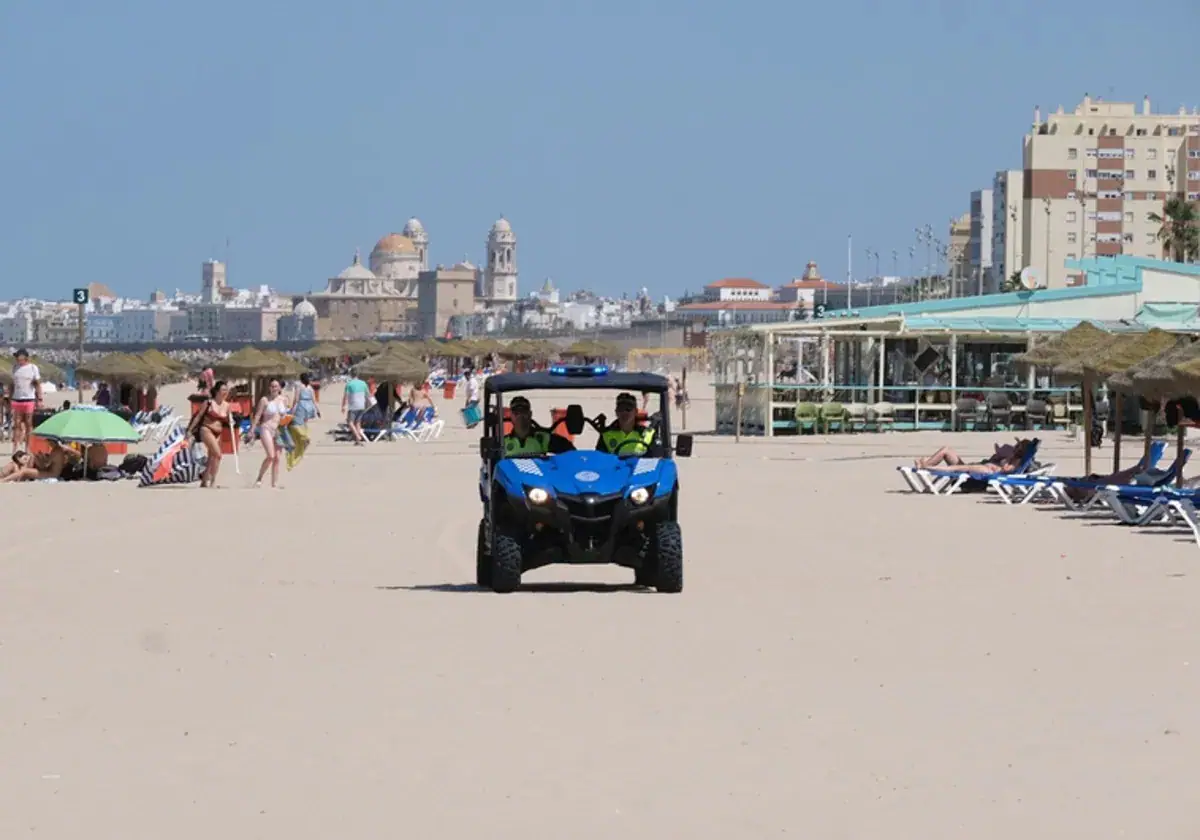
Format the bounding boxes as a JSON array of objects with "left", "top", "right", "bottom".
[
  {"left": 475, "top": 518, "right": 491, "bottom": 588},
  {"left": 652, "top": 521, "right": 683, "bottom": 593},
  {"left": 490, "top": 532, "right": 523, "bottom": 593}
]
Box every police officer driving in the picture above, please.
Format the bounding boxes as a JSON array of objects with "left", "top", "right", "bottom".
[
  {"left": 596, "top": 392, "right": 655, "bottom": 456},
  {"left": 503, "top": 395, "right": 573, "bottom": 457}
]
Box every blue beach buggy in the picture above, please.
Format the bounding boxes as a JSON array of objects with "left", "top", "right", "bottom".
[{"left": 476, "top": 365, "right": 693, "bottom": 593}]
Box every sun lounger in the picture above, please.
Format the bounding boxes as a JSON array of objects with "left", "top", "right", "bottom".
[
  {"left": 1039, "top": 448, "right": 1191, "bottom": 512},
  {"left": 987, "top": 441, "right": 1167, "bottom": 505},
  {"left": 1091, "top": 483, "right": 1200, "bottom": 527},
  {"left": 898, "top": 439, "right": 1044, "bottom": 495}
]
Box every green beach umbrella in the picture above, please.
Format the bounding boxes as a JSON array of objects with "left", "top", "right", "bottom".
[{"left": 33, "top": 405, "right": 140, "bottom": 444}]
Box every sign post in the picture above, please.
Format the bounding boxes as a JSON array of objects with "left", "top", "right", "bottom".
[{"left": 72, "top": 288, "right": 89, "bottom": 402}]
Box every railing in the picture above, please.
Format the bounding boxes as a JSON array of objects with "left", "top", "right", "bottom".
[{"left": 754, "top": 383, "right": 1083, "bottom": 434}]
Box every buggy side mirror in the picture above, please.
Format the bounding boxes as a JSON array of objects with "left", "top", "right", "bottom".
[
  {"left": 675, "top": 433, "right": 694, "bottom": 458},
  {"left": 480, "top": 436, "right": 500, "bottom": 460},
  {"left": 565, "top": 404, "right": 586, "bottom": 436}
]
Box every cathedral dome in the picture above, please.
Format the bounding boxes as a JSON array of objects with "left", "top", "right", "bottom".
[
  {"left": 294, "top": 299, "right": 317, "bottom": 318},
  {"left": 402, "top": 218, "right": 426, "bottom": 238},
  {"left": 490, "top": 217, "right": 512, "bottom": 234},
  {"left": 372, "top": 233, "right": 416, "bottom": 254},
  {"left": 337, "top": 252, "right": 376, "bottom": 280}
]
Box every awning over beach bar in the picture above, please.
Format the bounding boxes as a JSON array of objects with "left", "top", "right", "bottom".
[{"left": 715, "top": 255, "right": 1200, "bottom": 436}]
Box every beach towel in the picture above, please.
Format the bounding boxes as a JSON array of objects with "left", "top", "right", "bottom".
[
  {"left": 286, "top": 424, "right": 310, "bottom": 471},
  {"left": 138, "top": 427, "right": 205, "bottom": 487}
]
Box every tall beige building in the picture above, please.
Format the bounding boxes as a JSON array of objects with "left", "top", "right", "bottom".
[{"left": 1016, "top": 94, "right": 1200, "bottom": 288}]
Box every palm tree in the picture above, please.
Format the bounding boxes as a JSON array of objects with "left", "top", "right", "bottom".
[
  {"left": 1001, "top": 270, "right": 1022, "bottom": 293},
  {"left": 1147, "top": 197, "right": 1199, "bottom": 263}
]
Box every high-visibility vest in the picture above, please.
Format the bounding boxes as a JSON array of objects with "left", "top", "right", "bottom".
[
  {"left": 504, "top": 430, "right": 551, "bottom": 456},
  {"left": 600, "top": 426, "right": 653, "bottom": 455}
]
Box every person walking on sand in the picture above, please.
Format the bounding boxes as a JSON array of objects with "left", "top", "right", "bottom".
[
  {"left": 251, "top": 378, "right": 287, "bottom": 489},
  {"left": 287, "top": 373, "right": 319, "bottom": 470},
  {"left": 462, "top": 368, "right": 481, "bottom": 428},
  {"left": 341, "top": 373, "right": 369, "bottom": 445},
  {"left": 10, "top": 348, "right": 41, "bottom": 454},
  {"left": 186, "top": 380, "right": 233, "bottom": 488}
]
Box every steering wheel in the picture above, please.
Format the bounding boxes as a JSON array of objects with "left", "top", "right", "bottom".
[{"left": 611, "top": 433, "right": 659, "bottom": 457}]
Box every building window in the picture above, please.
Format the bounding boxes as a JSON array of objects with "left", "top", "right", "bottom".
[
  {"left": 1125, "top": 212, "right": 1134, "bottom": 222},
  {"left": 1125, "top": 170, "right": 1135, "bottom": 179},
  {"left": 1066, "top": 252, "right": 1077, "bottom": 260},
  {"left": 1123, "top": 233, "right": 1134, "bottom": 243},
  {"left": 1147, "top": 233, "right": 1158, "bottom": 245},
  {"left": 1067, "top": 232, "right": 1077, "bottom": 243},
  {"left": 1148, "top": 149, "right": 1158, "bottom": 160},
  {"left": 1125, "top": 148, "right": 1136, "bottom": 158},
  {"left": 1148, "top": 169, "right": 1158, "bottom": 180},
  {"left": 1148, "top": 192, "right": 1157, "bottom": 200},
  {"left": 1085, "top": 168, "right": 1098, "bottom": 178},
  {"left": 1123, "top": 192, "right": 1134, "bottom": 200},
  {"left": 1067, "top": 148, "right": 1078, "bottom": 159},
  {"left": 1067, "top": 170, "right": 1076, "bottom": 180},
  {"left": 1066, "top": 210, "right": 1077, "bottom": 222}
]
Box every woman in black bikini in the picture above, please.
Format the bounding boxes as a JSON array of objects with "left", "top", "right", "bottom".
[{"left": 187, "top": 380, "right": 233, "bottom": 488}]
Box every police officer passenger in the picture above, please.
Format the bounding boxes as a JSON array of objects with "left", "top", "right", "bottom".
[
  {"left": 596, "top": 392, "right": 655, "bottom": 456},
  {"left": 503, "top": 396, "right": 573, "bottom": 457}
]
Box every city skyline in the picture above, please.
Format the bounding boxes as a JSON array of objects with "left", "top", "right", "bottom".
[{"left": 1, "top": 0, "right": 1196, "bottom": 301}]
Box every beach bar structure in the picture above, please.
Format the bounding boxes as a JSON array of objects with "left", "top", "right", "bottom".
[{"left": 712, "top": 256, "right": 1200, "bottom": 436}]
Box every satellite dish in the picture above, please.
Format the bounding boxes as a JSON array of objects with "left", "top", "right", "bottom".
[{"left": 1019, "top": 266, "right": 1042, "bottom": 290}]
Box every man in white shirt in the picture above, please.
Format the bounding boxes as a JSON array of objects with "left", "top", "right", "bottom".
[
  {"left": 462, "top": 369, "right": 481, "bottom": 428},
  {"left": 10, "top": 348, "right": 41, "bottom": 453}
]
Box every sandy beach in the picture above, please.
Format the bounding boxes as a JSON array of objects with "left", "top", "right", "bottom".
[{"left": 2, "top": 378, "right": 1198, "bottom": 838}]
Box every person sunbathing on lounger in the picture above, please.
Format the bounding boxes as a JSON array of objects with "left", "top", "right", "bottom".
[{"left": 915, "top": 438, "right": 1032, "bottom": 475}]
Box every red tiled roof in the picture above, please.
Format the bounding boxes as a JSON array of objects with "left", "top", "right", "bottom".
[
  {"left": 677, "top": 301, "right": 798, "bottom": 311},
  {"left": 704, "top": 277, "right": 768, "bottom": 289}
]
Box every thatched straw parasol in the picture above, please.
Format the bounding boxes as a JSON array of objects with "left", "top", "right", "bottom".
[
  {"left": 304, "top": 342, "right": 347, "bottom": 360},
  {"left": 499, "top": 338, "right": 554, "bottom": 361},
  {"left": 1117, "top": 340, "right": 1200, "bottom": 401},
  {"left": 1014, "top": 320, "right": 1111, "bottom": 367},
  {"left": 562, "top": 339, "right": 622, "bottom": 361},
  {"left": 1078, "top": 329, "right": 1185, "bottom": 470},
  {"left": 257, "top": 349, "right": 308, "bottom": 378},
  {"left": 140, "top": 348, "right": 188, "bottom": 375},
  {"left": 355, "top": 348, "right": 428, "bottom": 383},
  {"left": 211, "top": 347, "right": 278, "bottom": 379},
  {"left": 76, "top": 352, "right": 169, "bottom": 385},
  {"left": 1106, "top": 338, "right": 1200, "bottom": 485}
]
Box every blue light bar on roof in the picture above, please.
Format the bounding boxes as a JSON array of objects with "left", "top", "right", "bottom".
[{"left": 549, "top": 364, "right": 609, "bottom": 377}]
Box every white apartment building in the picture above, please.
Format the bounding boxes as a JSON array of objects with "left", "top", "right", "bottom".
[
  {"left": 1021, "top": 95, "right": 1200, "bottom": 288},
  {"left": 117, "top": 308, "right": 175, "bottom": 343},
  {"left": 703, "top": 278, "right": 773, "bottom": 301},
  {"left": 991, "top": 169, "right": 1025, "bottom": 291},
  {"left": 968, "top": 188, "right": 993, "bottom": 295}
]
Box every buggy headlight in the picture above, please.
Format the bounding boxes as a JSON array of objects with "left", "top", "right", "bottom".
[
  {"left": 527, "top": 487, "right": 550, "bottom": 505},
  {"left": 629, "top": 486, "right": 651, "bottom": 505}
]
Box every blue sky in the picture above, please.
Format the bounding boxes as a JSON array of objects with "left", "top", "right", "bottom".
[{"left": 1, "top": 0, "right": 1195, "bottom": 302}]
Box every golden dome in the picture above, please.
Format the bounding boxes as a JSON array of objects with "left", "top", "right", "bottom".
[{"left": 372, "top": 233, "right": 416, "bottom": 254}]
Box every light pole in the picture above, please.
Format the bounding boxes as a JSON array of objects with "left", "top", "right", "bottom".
[
  {"left": 930, "top": 237, "right": 945, "bottom": 299},
  {"left": 908, "top": 245, "right": 917, "bottom": 301},
  {"left": 1042, "top": 196, "right": 1052, "bottom": 285},
  {"left": 915, "top": 227, "right": 930, "bottom": 301},
  {"left": 865, "top": 247, "right": 878, "bottom": 307},
  {"left": 892, "top": 250, "right": 900, "bottom": 302}
]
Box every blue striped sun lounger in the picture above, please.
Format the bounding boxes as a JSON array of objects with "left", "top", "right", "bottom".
[{"left": 987, "top": 441, "right": 1167, "bottom": 505}]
